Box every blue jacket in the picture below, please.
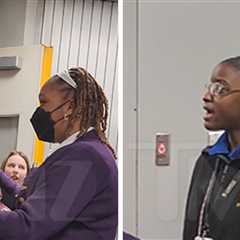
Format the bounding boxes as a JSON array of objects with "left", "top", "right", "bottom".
[{"left": 0, "top": 130, "right": 118, "bottom": 240}]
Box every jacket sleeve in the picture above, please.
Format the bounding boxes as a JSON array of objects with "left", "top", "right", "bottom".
[
  {"left": 0, "top": 170, "right": 20, "bottom": 196},
  {"left": 0, "top": 145, "right": 109, "bottom": 240}
]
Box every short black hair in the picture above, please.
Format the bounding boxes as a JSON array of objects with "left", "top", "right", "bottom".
[{"left": 220, "top": 56, "right": 240, "bottom": 71}]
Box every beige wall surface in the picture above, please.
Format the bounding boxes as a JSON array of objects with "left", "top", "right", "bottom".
[
  {"left": 0, "top": 0, "right": 27, "bottom": 48},
  {"left": 0, "top": 45, "right": 43, "bottom": 163}
]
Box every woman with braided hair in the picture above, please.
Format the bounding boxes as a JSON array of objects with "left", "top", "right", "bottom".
[{"left": 0, "top": 67, "right": 118, "bottom": 240}]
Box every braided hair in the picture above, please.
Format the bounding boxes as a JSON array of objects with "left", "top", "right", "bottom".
[{"left": 56, "top": 67, "right": 116, "bottom": 159}]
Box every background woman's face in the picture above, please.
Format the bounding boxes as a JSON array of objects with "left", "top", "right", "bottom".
[{"left": 4, "top": 154, "right": 28, "bottom": 186}]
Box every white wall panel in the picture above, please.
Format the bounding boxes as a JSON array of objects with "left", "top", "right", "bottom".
[
  {"left": 68, "top": 0, "right": 84, "bottom": 67},
  {"left": 86, "top": 0, "right": 102, "bottom": 74},
  {"left": 58, "top": 0, "right": 74, "bottom": 71},
  {"left": 95, "top": 1, "right": 112, "bottom": 85},
  {"left": 50, "top": 0, "right": 64, "bottom": 74},
  {"left": 40, "top": 0, "right": 54, "bottom": 45},
  {"left": 108, "top": 47, "right": 118, "bottom": 150},
  {"left": 77, "top": 0, "right": 93, "bottom": 68},
  {"left": 123, "top": 0, "right": 138, "bottom": 235}
]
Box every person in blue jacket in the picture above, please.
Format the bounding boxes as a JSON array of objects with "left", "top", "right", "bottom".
[
  {"left": 183, "top": 56, "right": 240, "bottom": 240},
  {"left": 0, "top": 67, "right": 118, "bottom": 240}
]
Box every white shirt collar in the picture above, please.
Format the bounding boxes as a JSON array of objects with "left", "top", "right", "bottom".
[
  {"left": 59, "top": 126, "right": 95, "bottom": 148},
  {"left": 58, "top": 131, "right": 80, "bottom": 149},
  {"left": 48, "top": 127, "right": 95, "bottom": 156}
]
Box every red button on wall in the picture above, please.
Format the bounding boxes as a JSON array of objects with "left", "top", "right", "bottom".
[{"left": 158, "top": 143, "right": 166, "bottom": 155}]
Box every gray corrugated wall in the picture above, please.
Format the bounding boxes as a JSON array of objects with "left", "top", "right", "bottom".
[{"left": 38, "top": 0, "right": 118, "bottom": 151}]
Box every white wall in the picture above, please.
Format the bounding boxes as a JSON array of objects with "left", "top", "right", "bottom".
[
  {"left": 0, "top": 45, "right": 43, "bottom": 164},
  {"left": 0, "top": 117, "right": 19, "bottom": 163},
  {"left": 124, "top": 0, "right": 240, "bottom": 239},
  {"left": 0, "top": 0, "right": 27, "bottom": 48},
  {"left": 123, "top": 0, "right": 138, "bottom": 235}
]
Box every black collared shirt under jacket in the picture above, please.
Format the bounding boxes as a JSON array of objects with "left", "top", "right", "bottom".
[{"left": 183, "top": 150, "right": 240, "bottom": 240}]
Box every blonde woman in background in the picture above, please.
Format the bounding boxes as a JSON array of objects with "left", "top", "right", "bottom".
[{"left": 0, "top": 151, "right": 30, "bottom": 209}]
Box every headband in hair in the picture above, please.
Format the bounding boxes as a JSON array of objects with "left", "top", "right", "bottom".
[{"left": 56, "top": 70, "right": 77, "bottom": 89}]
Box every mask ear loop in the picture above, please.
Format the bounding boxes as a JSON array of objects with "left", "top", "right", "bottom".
[
  {"left": 50, "top": 99, "right": 73, "bottom": 124},
  {"left": 49, "top": 100, "right": 71, "bottom": 114}
]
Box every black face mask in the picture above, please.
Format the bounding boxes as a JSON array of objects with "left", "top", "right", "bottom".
[{"left": 30, "top": 101, "right": 70, "bottom": 143}]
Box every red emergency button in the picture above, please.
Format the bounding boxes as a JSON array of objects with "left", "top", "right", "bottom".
[
  {"left": 157, "top": 142, "right": 166, "bottom": 155},
  {"left": 156, "top": 133, "right": 170, "bottom": 166}
]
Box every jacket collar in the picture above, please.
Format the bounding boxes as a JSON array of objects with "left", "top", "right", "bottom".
[{"left": 206, "top": 131, "right": 240, "bottom": 161}]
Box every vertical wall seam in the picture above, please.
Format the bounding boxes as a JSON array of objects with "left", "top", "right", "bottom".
[
  {"left": 40, "top": 0, "right": 46, "bottom": 44},
  {"left": 103, "top": 1, "right": 114, "bottom": 89},
  {"left": 67, "top": 0, "right": 76, "bottom": 68},
  {"left": 94, "top": 0, "right": 104, "bottom": 77},
  {"left": 86, "top": 0, "right": 94, "bottom": 70},
  {"left": 50, "top": 0, "right": 56, "bottom": 47},
  {"left": 77, "top": 0, "right": 85, "bottom": 66},
  {"left": 57, "top": 0, "right": 66, "bottom": 72},
  {"left": 136, "top": 0, "right": 139, "bottom": 236},
  {"left": 108, "top": 39, "right": 118, "bottom": 139}
]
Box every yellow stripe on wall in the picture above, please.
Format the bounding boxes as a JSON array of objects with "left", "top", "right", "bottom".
[{"left": 32, "top": 46, "right": 53, "bottom": 167}]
